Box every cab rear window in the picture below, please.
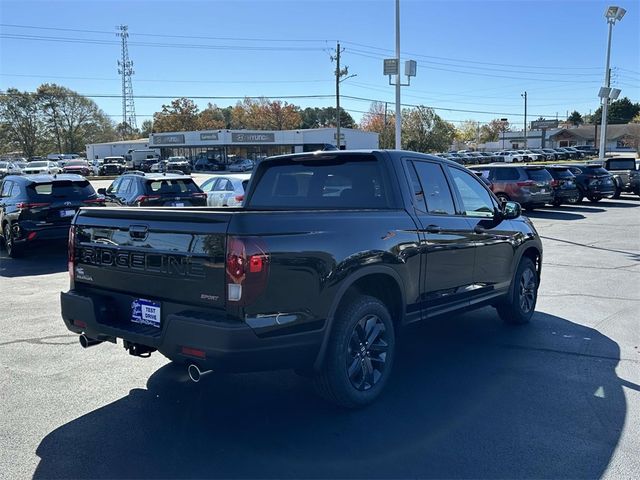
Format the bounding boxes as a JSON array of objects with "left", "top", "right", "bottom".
[
  {"left": 247, "top": 155, "right": 391, "bottom": 209},
  {"left": 28, "top": 180, "right": 96, "bottom": 200},
  {"left": 607, "top": 159, "right": 635, "bottom": 170}
]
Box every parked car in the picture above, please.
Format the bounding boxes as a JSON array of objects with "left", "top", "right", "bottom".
[
  {"left": 469, "top": 165, "right": 553, "bottom": 210},
  {"left": 629, "top": 169, "right": 640, "bottom": 198},
  {"left": 563, "top": 147, "right": 585, "bottom": 159},
  {"left": 592, "top": 157, "right": 637, "bottom": 198},
  {"left": 549, "top": 149, "right": 570, "bottom": 160},
  {"left": 90, "top": 159, "right": 103, "bottom": 176},
  {"left": 98, "top": 172, "right": 207, "bottom": 207},
  {"left": 521, "top": 150, "right": 544, "bottom": 162},
  {"left": 228, "top": 158, "right": 255, "bottom": 172},
  {"left": 559, "top": 164, "right": 615, "bottom": 203},
  {"left": 495, "top": 151, "right": 522, "bottom": 163},
  {"left": 0, "top": 174, "right": 103, "bottom": 257},
  {"left": 573, "top": 145, "right": 598, "bottom": 157},
  {"left": 22, "top": 160, "right": 62, "bottom": 175},
  {"left": 200, "top": 174, "right": 250, "bottom": 207},
  {"left": 166, "top": 156, "right": 192, "bottom": 174},
  {"left": 529, "top": 149, "right": 552, "bottom": 161},
  {"left": 13, "top": 160, "right": 28, "bottom": 171},
  {"left": 61, "top": 150, "right": 542, "bottom": 408},
  {"left": 556, "top": 148, "right": 580, "bottom": 160},
  {"left": 544, "top": 166, "right": 581, "bottom": 206},
  {"left": 0, "top": 161, "right": 22, "bottom": 178},
  {"left": 477, "top": 152, "right": 496, "bottom": 163},
  {"left": 99, "top": 156, "right": 127, "bottom": 176},
  {"left": 63, "top": 160, "right": 93, "bottom": 177}
]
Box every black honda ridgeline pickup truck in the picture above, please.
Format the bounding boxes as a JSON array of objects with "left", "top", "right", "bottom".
[{"left": 61, "top": 150, "right": 542, "bottom": 408}]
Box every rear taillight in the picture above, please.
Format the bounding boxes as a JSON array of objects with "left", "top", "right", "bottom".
[
  {"left": 134, "top": 195, "right": 161, "bottom": 205},
  {"left": 83, "top": 197, "right": 105, "bottom": 204},
  {"left": 16, "top": 202, "right": 50, "bottom": 209},
  {"left": 516, "top": 180, "right": 536, "bottom": 187},
  {"left": 226, "top": 236, "right": 269, "bottom": 305},
  {"left": 550, "top": 180, "right": 559, "bottom": 187},
  {"left": 191, "top": 192, "right": 207, "bottom": 199},
  {"left": 68, "top": 226, "right": 76, "bottom": 282},
  {"left": 234, "top": 195, "right": 244, "bottom": 203}
]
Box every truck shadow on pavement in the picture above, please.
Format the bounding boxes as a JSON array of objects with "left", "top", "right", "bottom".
[
  {"left": 0, "top": 243, "right": 67, "bottom": 278},
  {"left": 34, "top": 310, "right": 628, "bottom": 479},
  {"left": 525, "top": 210, "right": 585, "bottom": 221}
]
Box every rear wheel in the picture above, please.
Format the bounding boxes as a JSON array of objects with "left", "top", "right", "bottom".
[
  {"left": 497, "top": 257, "right": 538, "bottom": 325},
  {"left": 314, "top": 295, "right": 396, "bottom": 409},
  {"left": 3, "top": 223, "right": 23, "bottom": 258},
  {"left": 496, "top": 193, "right": 510, "bottom": 204}
]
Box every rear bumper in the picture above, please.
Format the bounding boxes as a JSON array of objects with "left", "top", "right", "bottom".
[
  {"left": 60, "top": 290, "right": 323, "bottom": 372},
  {"left": 13, "top": 223, "right": 70, "bottom": 243}
]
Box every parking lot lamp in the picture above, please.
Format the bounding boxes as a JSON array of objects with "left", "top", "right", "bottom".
[{"left": 598, "top": 6, "right": 626, "bottom": 160}]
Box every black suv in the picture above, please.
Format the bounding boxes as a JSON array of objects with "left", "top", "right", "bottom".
[
  {"left": 98, "top": 172, "right": 207, "bottom": 207},
  {"left": 99, "top": 157, "right": 127, "bottom": 176},
  {"left": 0, "top": 174, "right": 103, "bottom": 257},
  {"left": 544, "top": 166, "right": 580, "bottom": 206},
  {"left": 560, "top": 164, "right": 615, "bottom": 203}
]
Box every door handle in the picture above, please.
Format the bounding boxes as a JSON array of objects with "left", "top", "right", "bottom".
[
  {"left": 474, "top": 225, "right": 486, "bottom": 234},
  {"left": 425, "top": 225, "right": 442, "bottom": 234}
]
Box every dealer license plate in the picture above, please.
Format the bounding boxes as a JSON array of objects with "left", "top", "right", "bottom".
[
  {"left": 131, "top": 299, "right": 161, "bottom": 328},
  {"left": 60, "top": 209, "right": 76, "bottom": 218}
]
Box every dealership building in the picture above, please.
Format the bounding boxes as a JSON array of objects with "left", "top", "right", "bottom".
[{"left": 86, "top": 127, "right": 378, "bottom": 162}]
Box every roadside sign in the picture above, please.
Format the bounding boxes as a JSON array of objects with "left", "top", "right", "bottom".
[{"left": 383, "top": 58, "right": 399, "bottom": 75}]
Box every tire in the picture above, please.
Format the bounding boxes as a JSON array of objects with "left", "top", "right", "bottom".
[
  {"left": 551, "top": 199, "right": 562, "bottom": 207},
  {"left": 313, "top": 295, "right": 396, "bottom": 409},
  {"left": 612, "top": 187, "right": 621, "bottom": 199},
  {"left": 497, "top": 257, "right": 538, "bottom": 325},
  {"left": 3, "top": 223, "right": 23, "bottom": 258},
  {"left": 568, "top": 189, "right": 584, "bottom": 204},
  {"left": 496, "top": 193, "right": 510, "bottom": 203},
  {"left": 587, "top": 195, "right": 601, "bottom": 203}
]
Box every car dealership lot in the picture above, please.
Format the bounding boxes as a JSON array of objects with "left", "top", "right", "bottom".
[{"left": 1, "top": 199, "right": 639, "bottom": 478}]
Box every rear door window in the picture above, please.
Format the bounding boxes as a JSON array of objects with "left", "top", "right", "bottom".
[
  {"left": 411, "top": 161, "right": 456, "bottom": 215},
  {"left": 548, "top": 168, "right": 573, "bottom": 179}
]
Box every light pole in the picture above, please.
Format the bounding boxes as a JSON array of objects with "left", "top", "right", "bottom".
[
  {"left": 598, "top": 5, "right": 626, "bottom": 160},
  {"left": 521, "top": 92, "right": 527, "bottom": 149}
]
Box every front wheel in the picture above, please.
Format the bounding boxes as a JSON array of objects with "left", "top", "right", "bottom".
[
  {"left": 314, "top": 295, "right": 396, "bottom": 409},
  {"left": 497, "top": 257, "right": 538, "bottom": 325}
]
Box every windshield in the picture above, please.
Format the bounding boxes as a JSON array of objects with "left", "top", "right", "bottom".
[
  {"left": 548, "top": 168, "right": 574, "bottom": 179},
  {"left": 104, "top": 158, "right": 124, "bottom": 164},
  {"left": 29, "top": 162, "right": 47, "bottom": 167},
  {"left": 525, "top": 168, "right": 553, "bottom": 181},
  {"left": 66, "top": 160, "right": 88, "bottom": 167}
]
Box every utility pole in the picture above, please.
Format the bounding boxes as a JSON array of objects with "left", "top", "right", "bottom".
[
  {"left": 523, "top": 94, "right": 527, "bottom": 148},
  {"left": 331, "top": 41, "right": 355, "bottom": 150},
  {"left": 116, "top": 25, "right": 137, "bottom": 139},
  {"left": 394, "top": 0, "right": 401, "bottom": 149}
]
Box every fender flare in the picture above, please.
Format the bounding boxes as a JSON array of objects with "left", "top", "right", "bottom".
[{"left": 312, "top": 265, "right": 406, "bottom": 371}]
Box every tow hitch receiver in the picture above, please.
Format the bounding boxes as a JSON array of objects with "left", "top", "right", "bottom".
[{"left": 124, "top": 340, "right": 156, "bottom": 358}]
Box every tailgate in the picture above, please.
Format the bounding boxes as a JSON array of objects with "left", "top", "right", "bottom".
[{"left": 72, "top": 207, "right": 231, "bottom": 310}]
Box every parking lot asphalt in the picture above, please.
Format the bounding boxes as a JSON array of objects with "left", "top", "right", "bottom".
[{"left": 1, "top": 196, "right": 639, "bottom": 479}]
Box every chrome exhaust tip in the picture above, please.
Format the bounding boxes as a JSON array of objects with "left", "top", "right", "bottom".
[
  {"left": 79, "top": 334, "right": 103, "bottom": 348},
  {"left": 187, "top": 364, "right": 211, "bottom": 383}
]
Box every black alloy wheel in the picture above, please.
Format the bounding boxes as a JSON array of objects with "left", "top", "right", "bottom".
[
  {"left": 346, "top": 314, "right": 389, "bottom": 392},
  {"left": 3, "top": 223, "right": 21, "bottom": 258},
  {"left": 518, "top": 267, "right": 537, "bottom": 314},
  {"left": 497, "top": 257, "right": 538, "bottom": 325}
]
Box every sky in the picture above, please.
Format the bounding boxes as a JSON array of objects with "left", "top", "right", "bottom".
[{"left": 0, "top": 0, "right": 638, "bottom": 131}]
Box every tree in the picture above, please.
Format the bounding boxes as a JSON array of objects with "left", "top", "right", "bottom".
[
  {"left": 226, "top": 98, "right": 302, "bottom": 130},
  {"left": 480, "top": 118, "right": 510, "bottom": 143},
  {"left": 591, "top": 97, "right": 640, "bottom": 124},
  {"left": 36, "top": 83, "right": 116, "bottom": 153},
  {"left": 198, "top": 103, "right": 227, "bottom": 130},
  {"left": 455, "top": 120, "right": 480, "bottom": 143},
  {"left": 152, "top": 97, "right": 201, "bottom": 132},
  {"left": 359, "top": 102, "right": 394, "bottom": 149},
  {"left": 140, "top": 119, "right": 154, "bottom": 136},
  {"left": 0, "top": 88, "right": 45, "bottom": 158},
  {"left": 115, "top": 122, "right": 140, "bottom": 140},
  {"left": 567, "top": 111, "right": 584, "bottom": 126},
  {"left": 401, "top": 106, "right": 456, "bottom": 153}
]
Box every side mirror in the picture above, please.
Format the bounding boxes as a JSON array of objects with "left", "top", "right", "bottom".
[
  {"left": 501, "top": 201, "right": 521, "bottom": 220},
  {"left": 97, "top": 188, "right": 106, "bottom": 195}
]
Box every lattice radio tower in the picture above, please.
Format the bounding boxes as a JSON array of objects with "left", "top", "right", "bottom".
[{"left": 116, "top": 25, "right": 137, "bottom": 136}]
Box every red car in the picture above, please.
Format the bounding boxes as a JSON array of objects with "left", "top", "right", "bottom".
[{"left": 62, "top": 160, "right": 93, "bottom": 177}]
